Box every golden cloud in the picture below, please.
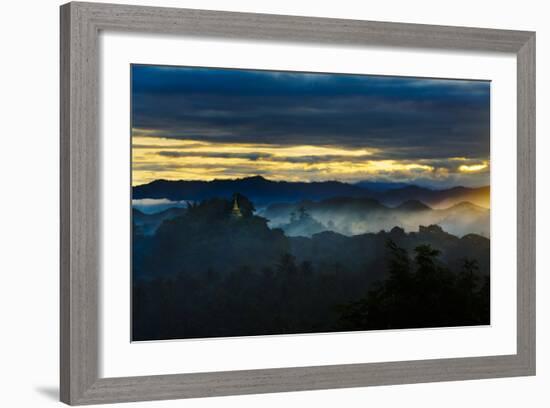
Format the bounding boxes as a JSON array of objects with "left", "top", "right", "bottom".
[{"left": 131, "top": 136, "right": 489, "bottom": 186}]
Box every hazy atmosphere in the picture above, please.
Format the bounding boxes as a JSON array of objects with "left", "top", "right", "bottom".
[{"left": 131, "top": 64, "right": 491, "bottom": 341}]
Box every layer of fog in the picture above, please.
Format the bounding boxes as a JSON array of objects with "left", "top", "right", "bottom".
[
  {"left": 259, "top": 201, "right": 489, "bottom": 238},
  {"left": 132, "top": 198, "right": 191, "bottom": 214}
]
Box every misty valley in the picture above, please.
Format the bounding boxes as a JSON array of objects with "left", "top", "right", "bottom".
[{"left": 132, "top": 177, "right": 490, "bottom": 341}]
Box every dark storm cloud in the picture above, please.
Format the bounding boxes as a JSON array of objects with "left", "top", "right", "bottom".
[
  {"left": 133, "top": 161, "right": 271, "bottom": 175},
  {"left": 133, "top": 142, "right": 207, "bottom": 150},
  {"left": 131, "top": 65, "right": 490, "bottom": 159},
  {"left": 154, "top": 150, "right": 487, "bottom": 175},
  {"left": 157, "top": 150, "right": 272, "bottom": 161}
]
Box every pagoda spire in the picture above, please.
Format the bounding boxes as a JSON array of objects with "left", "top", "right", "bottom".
[{"left": 231, "top": 195, "right": 243, "bottom": 218}]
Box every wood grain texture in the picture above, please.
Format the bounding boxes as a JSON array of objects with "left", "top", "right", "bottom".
[
  {"left": 69, "top": 1, "right": 533, "bottom": 52},
  {"left": 60, "top": 2, "right": 536, "bottom": 405},
  {"left": 516, "top": 34, "right": 536, "bottom": 372},
  {"left": 60, "top": 2, "right": 100, "bottom": 404}
]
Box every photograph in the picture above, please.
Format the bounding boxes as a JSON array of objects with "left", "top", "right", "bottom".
[{"left": 130, "top": 64, "right": 491, "bottom": 341}]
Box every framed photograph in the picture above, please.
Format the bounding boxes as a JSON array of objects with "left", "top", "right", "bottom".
[{"left": 60, "top": 2, "right": 536, "bottom": 405}]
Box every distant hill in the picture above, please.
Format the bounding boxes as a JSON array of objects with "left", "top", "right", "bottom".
[
  {"left": 380, "top": 185, "right": 490, "bottom": 208},
  {"left": 133, "top": 176, "right": 489, "bottom": 209},
  {"left": 133, "top": 176, "right": 368, "bottom": 207},
  {"left": 133, "top": 207, "right": 187, "bottom": 235},
  {"left": 260, "top": 197, "right": 489, "bottom": 238},
  {"left": 396, "top": 200, "right": 432, "bottom": 212},
  {"left": 354, "top": 181, "right": 411, "bottom": 192}
]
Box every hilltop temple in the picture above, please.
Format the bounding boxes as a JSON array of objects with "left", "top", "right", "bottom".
[{"left": 231, "top": 196, "right": 243, "bottom": 219}]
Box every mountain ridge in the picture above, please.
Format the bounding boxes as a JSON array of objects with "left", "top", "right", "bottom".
[
  {"left": 133, "top": 176, "right": 489, "bottom": 209},
  {"left": 260, "top": 196, "right": 489, "bottom": 238}
]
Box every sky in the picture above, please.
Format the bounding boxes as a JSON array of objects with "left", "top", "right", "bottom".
[{"left": 131, "top": 64, "right": 490, "bottom": 188}]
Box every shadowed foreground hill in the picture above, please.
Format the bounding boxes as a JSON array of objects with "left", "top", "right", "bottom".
[
  {"left": 132, "top": 195, "right": 490, "bottom": 341},
  {"left": 133, "top": 207, "right": 187, "bottom": 235}
]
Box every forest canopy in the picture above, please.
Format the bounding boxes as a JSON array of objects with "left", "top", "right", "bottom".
[{"left": 132, "top": 195, "right": 489, "bottom": 341}]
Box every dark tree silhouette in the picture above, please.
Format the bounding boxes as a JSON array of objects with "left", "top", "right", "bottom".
[
  {"left": 338, "top": 240, "right": 489, "bottom": 331},
  {"left": 234, "top": 193, "right": 255, "bottom": 217}
]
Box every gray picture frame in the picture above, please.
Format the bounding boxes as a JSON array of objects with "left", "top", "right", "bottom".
[{"left": 60, "top": 2, "right": 536, "bottom": 405}]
